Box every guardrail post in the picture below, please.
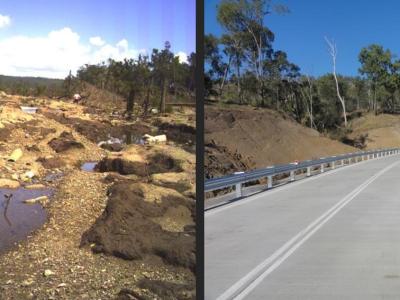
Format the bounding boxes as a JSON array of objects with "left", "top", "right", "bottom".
[
  {"left": 235, "top": 183, "right": 242, "bottom": 198},
  {"left": 332, "top": 161, "right": 336, "bottom": 169},
  {"left": 306, "top": 167, "right": 311, "bottom": 177},
  {"left": 267, "top": 175, "right": 272, "bottom": 189},
  {"left": 341, "top": 159, "right": 345, "bottom": 166},
  {"left": 321, "top": 164, "right": 324, "bottom": 173},
  {"left": 290, "top": 170, "right": 295, "bottom": 181}
]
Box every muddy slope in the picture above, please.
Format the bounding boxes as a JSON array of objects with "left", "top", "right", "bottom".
[{"left": 205, "top": 105, "right": 356, "bottom": 178}]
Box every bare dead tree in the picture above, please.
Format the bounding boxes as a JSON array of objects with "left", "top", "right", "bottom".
[{"left": 325, "top": 36, "right": 347, "bottom": 127}]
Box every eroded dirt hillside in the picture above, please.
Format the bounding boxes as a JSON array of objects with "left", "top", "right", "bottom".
[{"left": 205, "top": 105, "right": 356, "bottom": 178}]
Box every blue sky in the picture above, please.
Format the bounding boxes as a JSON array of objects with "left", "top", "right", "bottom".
[
  {"left": 206, "top": 0, "right": 400, "bottom": 77},
  {"left": 0, "top": 0, "right": 195, "bottom": 78}
]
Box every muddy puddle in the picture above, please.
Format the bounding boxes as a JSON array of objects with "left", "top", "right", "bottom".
[
  {"left": 81, "top": 162, "right": 97, "bottom": 172},
  {"left": 0, "top": 188, "right": 53, "bottom": 253}
]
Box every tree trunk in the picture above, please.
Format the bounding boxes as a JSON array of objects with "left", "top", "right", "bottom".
[
  {"left": 143, "top": 87, "right": 151, "bottom": 117},
  {"left": 219, "top": 55, "right": 232, "bottom": 96},
  {"left": 325, "top": 37, "right": 347, "bottom": 127},
  {"left": 126, "top": 88, "right": 135, "bottom": 119},
  {"left": 236, "top": 54, "right": 241, "bottom": 103},
  {"left": 159, "top": 78, "right": 167, "bottom": 113}
]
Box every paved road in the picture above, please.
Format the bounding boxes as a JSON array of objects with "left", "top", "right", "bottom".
[{"left": 205, "top": 154, "right": 400, "bottom": 299}]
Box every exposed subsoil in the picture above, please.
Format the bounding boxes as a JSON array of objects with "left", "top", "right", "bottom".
[
  {"left": 0, "top": 90, "right": 196, "bottom": 299},
  {"left": 205, "top": 105, "right": 357, "bottom": 180}
]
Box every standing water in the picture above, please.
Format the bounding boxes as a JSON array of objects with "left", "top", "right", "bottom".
[
  {"left": 0, "top": 188, "right": 53, "bottom": 253},
  {"left": 81, "top": 162, "right": 97, "bottom": 172}
]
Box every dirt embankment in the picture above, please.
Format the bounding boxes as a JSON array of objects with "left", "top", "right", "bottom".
[
  {"left": 348, "top": 113, "right": 400, "bottom": 149},
  {"left": 205, "top": 105, "right": 356, "bottom": 179},
  {"left": 0, "top": 92, "right": 196, "bottom": 299}
]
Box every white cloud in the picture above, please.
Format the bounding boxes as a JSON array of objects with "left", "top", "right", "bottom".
[
  {"left": 116, "top": 39, "right": 128, "bottom": 51},
  {"left": 0, "top": 27, "right": 147, "bottom": 79},
  {"left": 0, "top": 14, "right": 11, "bottom": 29},
  {"left": 176, "top": 51, "right": 188, "bottom": 64},
  {"left": 89, "top": 36, "right": 105, "bottom": 47}
]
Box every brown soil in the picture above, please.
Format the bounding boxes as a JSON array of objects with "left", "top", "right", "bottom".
[
  {"left": 81, "top": 182, "right": 195, "bottom": 270},
  {"left": 0, "top": 91, "right": 195, "bottom": 299},
  {"left": 205, "top": 105, "right": 356, "bottom": 178},
  {"left": 348, "top": 113, "right": 400, "bottom": 149},
  {"left": 48, "top": 131, "right": 84, "bottom": 153}
]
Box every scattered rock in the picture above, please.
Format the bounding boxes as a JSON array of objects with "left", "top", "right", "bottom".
[
  {"left": 44, "top": 269, "right": 55, "bottom": 277},
  {"left": 8, "top": 148, "right": 23, "bottom": 162},
  {"left": 21, "top": 279, "right": 34, "bottom": 287},
  {"left": 23, "top": 195, "right": 49, "bottom": 205},
  {"left": 0, "top": 178, "right": 20, "bottom": 189},
  {"left": 25, "top": 184, "right": 46, "bottom": 190},
  {"left": 24, "top": 170, "right": 36, "bottom": 179}
]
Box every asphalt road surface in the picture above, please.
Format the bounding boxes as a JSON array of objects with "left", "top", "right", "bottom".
[{"left": 205, "top": 153, "right": 400, "bottom": 299}]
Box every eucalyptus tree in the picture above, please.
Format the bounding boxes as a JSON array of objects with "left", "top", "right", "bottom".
[
  {"left": 217, "top": 0, "right": 286, "bottom": 101},
  {"left": 359, "top": 44, "right": 393, "bottom": 114},
  {"left": 151, "top": 41, "right": 175, "bottom": 113}
]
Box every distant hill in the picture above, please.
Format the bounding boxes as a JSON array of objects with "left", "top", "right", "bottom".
[{"left": 0, "top": 74, "right": 64, "bottom": 97}]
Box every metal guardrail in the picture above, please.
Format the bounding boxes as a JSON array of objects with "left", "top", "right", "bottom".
[{"left": 205, "top": 148, "right": 400, "bottom": 197}]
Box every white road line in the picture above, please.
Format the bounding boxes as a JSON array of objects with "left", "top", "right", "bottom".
[
  {"left": 216, "top": 160, "right": 400, "bottom": 300},
  {"left": 206, "top": 154, "right": 398, "bottom": 217}
]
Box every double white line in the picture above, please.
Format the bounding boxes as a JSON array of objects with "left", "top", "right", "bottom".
[{"left": 217, "top": 160, "right": 400, "bottom": 300}]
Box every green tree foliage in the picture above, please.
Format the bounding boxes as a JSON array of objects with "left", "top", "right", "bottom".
[
  {"left": 0, "top": 75, "right": 64, "bottom": 97},
  {"left": 206, "top": 0, "right": 400, "bottom": 134},
  {"left": 358, "top": 44, "right": 394, "bottom": 113},
  {"left": 74, "top": 42, "right": 195, "bottom": 116}
]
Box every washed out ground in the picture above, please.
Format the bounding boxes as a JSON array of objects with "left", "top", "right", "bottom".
[{"left": 0, "top": 90, "right": 196, "bottom": 299}]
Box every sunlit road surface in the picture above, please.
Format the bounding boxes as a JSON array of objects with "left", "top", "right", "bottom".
[{"left": 205, "top": 154, "right": 400, "bottom": 299}]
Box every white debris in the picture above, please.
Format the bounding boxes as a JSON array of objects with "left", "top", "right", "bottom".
[
  {"left": 142, "top": 134, "right": 167, "bottom": 144},
  {"left": 73, "top": 94, "right": 82, "bottom": 102}
]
